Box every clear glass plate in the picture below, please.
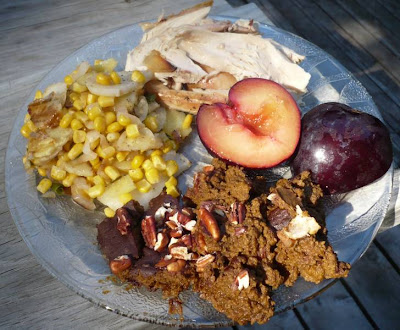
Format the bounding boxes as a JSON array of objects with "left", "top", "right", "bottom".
[{"left": 5, "top": 17, "right": 393, "bottom": 327}]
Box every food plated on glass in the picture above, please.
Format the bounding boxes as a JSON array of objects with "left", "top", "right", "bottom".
[{"left": 6, "top": 0, "right": 393, "bottom": 327}]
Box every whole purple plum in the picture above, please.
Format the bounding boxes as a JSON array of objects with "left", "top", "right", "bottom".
[{"left": 292, "top": 102, "right": 392, "bottom": 194}]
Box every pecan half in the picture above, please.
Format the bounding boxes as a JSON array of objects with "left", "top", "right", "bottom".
[
  {"left": 154, "top": 232, "right": 169, "bottom": 252},
  {"left": 141, "top": 216, "right": 157, "bottom": 248},
  {"left": 116, "top": 208, "right": 132, "bottom": 235},
  {"left": 229, "top": 202, "right": 246, "bottom": 225},
  {"left": 196, "top": 254, "right": 215, "bottom": 272},
  {"left": 167, "top": 259, "right": 186, "bottom": 272},
  {"left": 235, "top": 269, "right": 250, "bottom": 290},
  {"left": 109, "top": 255, "right": 132, "bottom": 275},
  {"left": 198, "top": 208, "right": 221, "bottom": 241}
]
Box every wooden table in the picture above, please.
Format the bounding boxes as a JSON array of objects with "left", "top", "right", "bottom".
[{"left": 1, "top": 0, "right": 399, "bottom": 329}]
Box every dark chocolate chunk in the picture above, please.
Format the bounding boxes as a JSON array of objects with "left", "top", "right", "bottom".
[{"left": 97, "top": 215, "right": 144, "bottom": 261}]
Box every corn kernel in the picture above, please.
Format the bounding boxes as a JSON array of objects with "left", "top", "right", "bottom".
[
  {"left": 126, "top": 123, "right": 140, "bottom": 138},
  {"left": 87, "top": 105, "right": 102, "bottom": 120},
  {"left": 164, "top": 139, "right": 179, "bottom": 151},
  {"left": 107, "top": 121, "right": 123, "bottom": 133},
  {"left": 72, "top": 82, "right": 88, "bottom": 93},
  {"left": 70, "top": 118, "right": 83, "bottom": 130},
  {"left": 64, "top": 75, "right": 73, "bottom": 86},
  {"left": 73, "top": 130, "right": 86, "bottom": 144},
  {"left": 131, "top": 70, "right": 146, "bottom": 83},
  {"left": 90, "top": 138, "right": 100, "bottom": 150},
  {"left": 59, "top": 113, "right": 74, "bottom": 128},
  {"left": 24, "top": 113, "right": 31, "bottom": 123},
  {"left": 37, "top": 167, "right": 47, "bottom": 177},
  {"left": 151, "top": 150, "right": 163, "bottom": 157},
  {"left": 74, "top": 111, "right": 88, "bottom": 122},
  {"left": 151, "top": 154, "right": 166, "bottom": 170},
  {"left": 119, "top": 192, "right": 133, "bottom": 205},
  {"left": 62, "top": 173, "right": 77, "bottom": 187},
  {"left": 69, "top": 92, "right": 80, "bottom": 102},
  {"left": 73, "top": 99, "right": 85, "bottom": 111},
  {"left": 141, "top": 159, "right": 153, "bottom": 171},
  {"left": 182, "top": 114, "right": 193, "bottom": 129},
  {"left": 145, "top": 168, "right": 160, "bottom": 184},
  {"left": 166, "top": 185, "right": 180, "bottom": 198},
  {"left": 106, "top": 132, "right": 120, "bottom": 143},
  {"left": 87, "top": 184, "right": 105, "bottom": 198},
  {"left": 136, "top": 179, "right": 152, "bottom": 193},
  {"left": 104, "top": 207, "right": 115, "bottom": 218},
  {"left": 118, "top": 114, "right": 131, "bottom": 126},
  {"left": 94, "top": 59, "right": 102, "bottom": 65},
  {"left": 87, "top": 93, "right": 98, "bottom": 105},
  {"left": 166, "top": 160, "right": 179, "bottom": 177},
  {"left": 98, "top": 95, "right": 115, "bottom": 107},
  {"left": 89, "top": 156, "right": 100, "bottom": 167},
  {"left": 104, "top": 111, "right": 116, "bottom": 125},
  {"left": 110, "top": 71, "right": 121, "bottom": 84},
  {"left": 96, "top": 72, "right": 112, "bottom": 85},
  {"left": 94, "top": 116, "right": 106, "bottom": 133},
  {"left": 116, "top": 151, "right": 129, "bottom": 162},
  {"left": 68, "top": 143, "right": 84, "bottom": 160},
  {"left": 128, "top": 168, "right": 144, "bottom": 182},
  {"left": 100, "top": 146, "right": 116, "bottom": 159},
  {"left": 34, "top": 90, "right": 43, "bottom": 100},
  {"left": 104, "top": 166, "right": 120, "bottom": 181},
  {"left": 131, "top": 154, "right": 145, "bottom": 169},
  {"left": 144, "top": 115, "right": 158, "bottom": 132},
  {"left": 37, "top": 178, "right": 52, "bottom": 194},
  {"left": 165, "top": 176, "right": 178, "bottom": 189},
  {"left": 20, "top": 123, "right": 31, "bottom": 138},
  {"left": 93, "top": 175, "right": 105, "bottom": 186},
  {"left": 51, "top": 165, "right": 67, "bottom": 181}
]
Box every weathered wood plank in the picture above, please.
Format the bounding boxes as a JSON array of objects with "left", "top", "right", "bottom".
[
  {"left": 377, "top": 0, "right": 400, "bottom": 20},
  {"left": 343, "top": 243, "right": 400, "bottom": 328},
  {"left": 314, "top": 0, "right": 400, "bottom": 85},
  {"left": 295, "top": 281, "right": 373, "bottom": 329},
  {"left": 351, "top": 0, "right": 400, "bottom": 55},
  {"left": 236, "top": 309, "right": 304, "bottom": 329}
]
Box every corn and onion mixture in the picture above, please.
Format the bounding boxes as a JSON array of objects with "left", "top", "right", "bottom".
[{"left": 21, "top": 59, "right": 193, "bottom": 216}]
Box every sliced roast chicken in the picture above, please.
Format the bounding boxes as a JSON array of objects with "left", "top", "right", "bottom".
[{"left": 125, "top": 1, "right": 310, "bottom": 113}]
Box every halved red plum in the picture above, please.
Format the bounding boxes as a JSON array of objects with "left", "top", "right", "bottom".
[{"left": 196, "top": 78, "right": 301, "bottom": 168}]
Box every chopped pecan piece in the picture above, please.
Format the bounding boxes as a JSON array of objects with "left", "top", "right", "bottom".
[
  {"left": 167, "top": 259, "right": 186, "bottom": 272},
  {"left": 235, "top": 269, "right": 250, "bottom": 290},
  {"left": 196, "top": 254, "right": 215, "bottom": 272},
  {"left": 229, "top": 202, "right": 246, "bottom": 224},
  {"left": 198, "top": 208, "right": 221, "bottom": 241},
  {"left": 109, "top": 255, "right": 132, "bottom": 275},
  {"left": 141, "top": 216, "right": 157, "bottom": 248},
  {"left": 116, "top": 208, "right": 132, "bottom": 235},
  {"left": 154, "top": 232, "right": 169, "bottom": 252}
]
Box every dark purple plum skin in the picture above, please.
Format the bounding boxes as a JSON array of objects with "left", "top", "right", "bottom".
[{"left": 292, "top": 102, "right": 393, "bottom": 194}]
